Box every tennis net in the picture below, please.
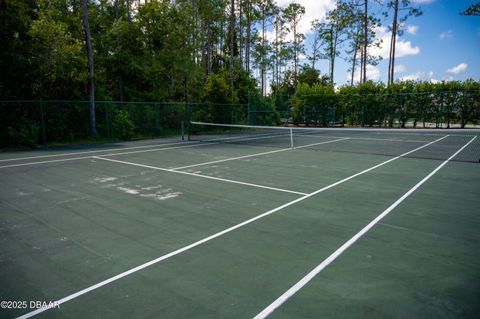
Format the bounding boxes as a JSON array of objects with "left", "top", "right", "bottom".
[{"left": 188, "top": 121, "right": 480, "bottom": 163}]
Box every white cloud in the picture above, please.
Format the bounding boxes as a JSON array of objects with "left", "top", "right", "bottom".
[
  {"left": 400, "top": 72, "right": 423, "bottom": 81},
  {"left": 446, "top": 63, "right": 468, "bottom": 75},
  {"left": 394, "top": 40, "right": 420, "bottom": 57},
  {"left": 439, "top": 30, "right": 453, "bottom": 40},
  {"left": 367, "top": 65, "right": 381, "bottom": 81},
  {"left": 394, "top": 64, "right": 407, "bottom": 73},
  {"left": 348, "top": 65, "right": 381, "bottom": 83},
  {"left": 298, "top": 53, "right": 309, "bottom": 62},
  {"left": 276, "top": 0, "right": 336, "bottom": 36},
  {"left": 399, "top": 71, "right": 437, "bottom": 82},
  {"left": 370, "top": 26, "right": 420, "bottom": 59},
  {"left": 406, "top": 25, "right": 419, "bottom": 35}
]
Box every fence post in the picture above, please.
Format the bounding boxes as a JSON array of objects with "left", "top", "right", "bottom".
[
  {"left": 446, "top": 93, "right": 450, "bottom": 129},
  {"left": 439, "top": 91, "right": 444, "bottom": 128},
  {"left": 155, "top": 103, "right": 160, "bottom": 136},
  {"left": 39, "top": 100, "right": 47, "bottom": 145},
  {"left": 361, "top": 95, "right": 365, "bottom": 127},
  {"left": 105, "top": 103, "right": 109, "bottom": 137},
  {"left": 247, "top": 93, "right": 251, "bottom": 125}
]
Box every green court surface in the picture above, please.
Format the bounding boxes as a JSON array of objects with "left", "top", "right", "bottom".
[{"left": 0, "top": 131, "right": 479, "bottom": 319}]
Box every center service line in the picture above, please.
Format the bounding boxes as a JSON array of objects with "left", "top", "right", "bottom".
[
  {"left": 171, "top": 137, "right": 350, "bottom": 171},
  {"left": 16, "top": 135, "right": 448, "bottom": 319}
]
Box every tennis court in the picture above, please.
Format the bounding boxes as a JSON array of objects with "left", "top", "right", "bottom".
[{"left": 1, "top": 124, "right": 479, "bottom": 319}]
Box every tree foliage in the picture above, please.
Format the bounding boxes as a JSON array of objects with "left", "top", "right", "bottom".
[
  {"left": 460, "top": 2, "right": 480, "bottom": 16},
  {"left": 1, "top": 0, "right": 479, "bottom": 147}
]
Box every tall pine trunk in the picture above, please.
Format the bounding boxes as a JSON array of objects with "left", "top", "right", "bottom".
[
  {"left": 126, "top": 0, "right": 131, "bottom": 22},
  {"left": 81, "top": 0, "right": 97, "bottom": 135},
  {"left": 330, "top": 25, "right": 339, "bottom": 86},
  {"left": 191, "top": 0, "right": 197, "bottom": 94},
  {"left": 293, "top": 23, "right": 298, "bottom": 88},
  {"left": 245, "top": 0, "right": 250, "bottom": 73},
  {"left": 275, "top": 19, "right": 279, "bottom": 90},
  {"left": 261, "top": 9, "right": 265, "bottom": 96},
  {"left": 207, "top": 21, "right": 212, "bottom": 75},
  {"left": 239, "top": 0, "right": 243, "bottom": 69},
  {"left": 388, "top": 0, "right": 399, "bottom": 85},
  {"left": 361, "top": 0, "right": 368, "bottom": 83},
  {"left": 230, "top": 0, "right": 235, "bottom": 100},
  {"left": 114, "top": 0, "right": 123, "bottom": 101}
]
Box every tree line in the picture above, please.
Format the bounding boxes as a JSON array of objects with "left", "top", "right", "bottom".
[
  {"left": 1, "top": 0, "right": 433, "bottom": 101},
  {"left": 1, "top": 0, "right": 479, "bottom": 146}
]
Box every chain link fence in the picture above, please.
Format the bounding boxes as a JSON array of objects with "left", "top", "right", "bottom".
[
  {"left": 248, "top": 91, "right": 480, "bottom": 128},
  {"left": 0, "top": 101, "right": 248, "bottom": 148},
  {"left": 2, "top": 91, "right": 479, "bottom": 148}
]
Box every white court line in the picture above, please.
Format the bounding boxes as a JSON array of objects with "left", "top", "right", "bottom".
[
  {"left": 92, "top": 141, "right": 215, "bottom": 157},
  {"left": 253, "top": 135, "right": 477, "bottom": 319},
  {"left": 0, "top": 142, "right": 213, "bottom": 169},
  {"left": 0, "top": 127, "right": 305, "bottom": 169},
  {"left": 0, "top": 156, "right": 96, "bottom": 169},
  {"left": 15, "top": 135, "right": 448, "bottom": 319},
  {"left": 171, "top": 138, "right": 350, "bottom": 171},
  {"left": 103, "top": 130, "right": 320, "bottom": 160},
  {"left": 94, "top": 156, "right": 308, "bottom": 195},
  {"left": 296, "top": 133, "right": 428, "bottom": 144},
  {"left": 0, "top": 140, "right": 192, "bottom": 163}
]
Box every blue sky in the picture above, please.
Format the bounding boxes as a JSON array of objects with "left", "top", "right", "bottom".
[{"left": 274, "top": 0, "right": 480, "bottom": 86}]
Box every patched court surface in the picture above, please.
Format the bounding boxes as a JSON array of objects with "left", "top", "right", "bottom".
[{"left": 1, "top": 128, "right": 479, "bottom": 319}]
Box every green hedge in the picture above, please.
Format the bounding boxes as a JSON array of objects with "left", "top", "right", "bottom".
[{"left": 288, "top": 80, "right": 480, "bottom": 128}]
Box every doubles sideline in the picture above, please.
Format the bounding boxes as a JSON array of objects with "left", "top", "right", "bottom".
[
  {"left": 253, "top": 135, "right": 477, "bottom": 319},
  {"left": 16, "top": 135, "right": 448, "bottom": 319},
  {"left": 0, "top": 142, "right": 211, "bottom": 169},
  {"left": 0, "top": 140, "right": 191, "bottom": 163},
  {"left": 0, "top": 130, "right": 337, "bottom": 169}
]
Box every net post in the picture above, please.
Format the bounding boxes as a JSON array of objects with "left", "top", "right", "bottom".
[
  {"left": 290, "top": 127, "right": 294, "bottom": 149},
  {"left": 181, "top": 120, "right": 185, "bottom": 141},
  {"left": 187, "top": 121, "right": 193, "bottom": 141}
]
